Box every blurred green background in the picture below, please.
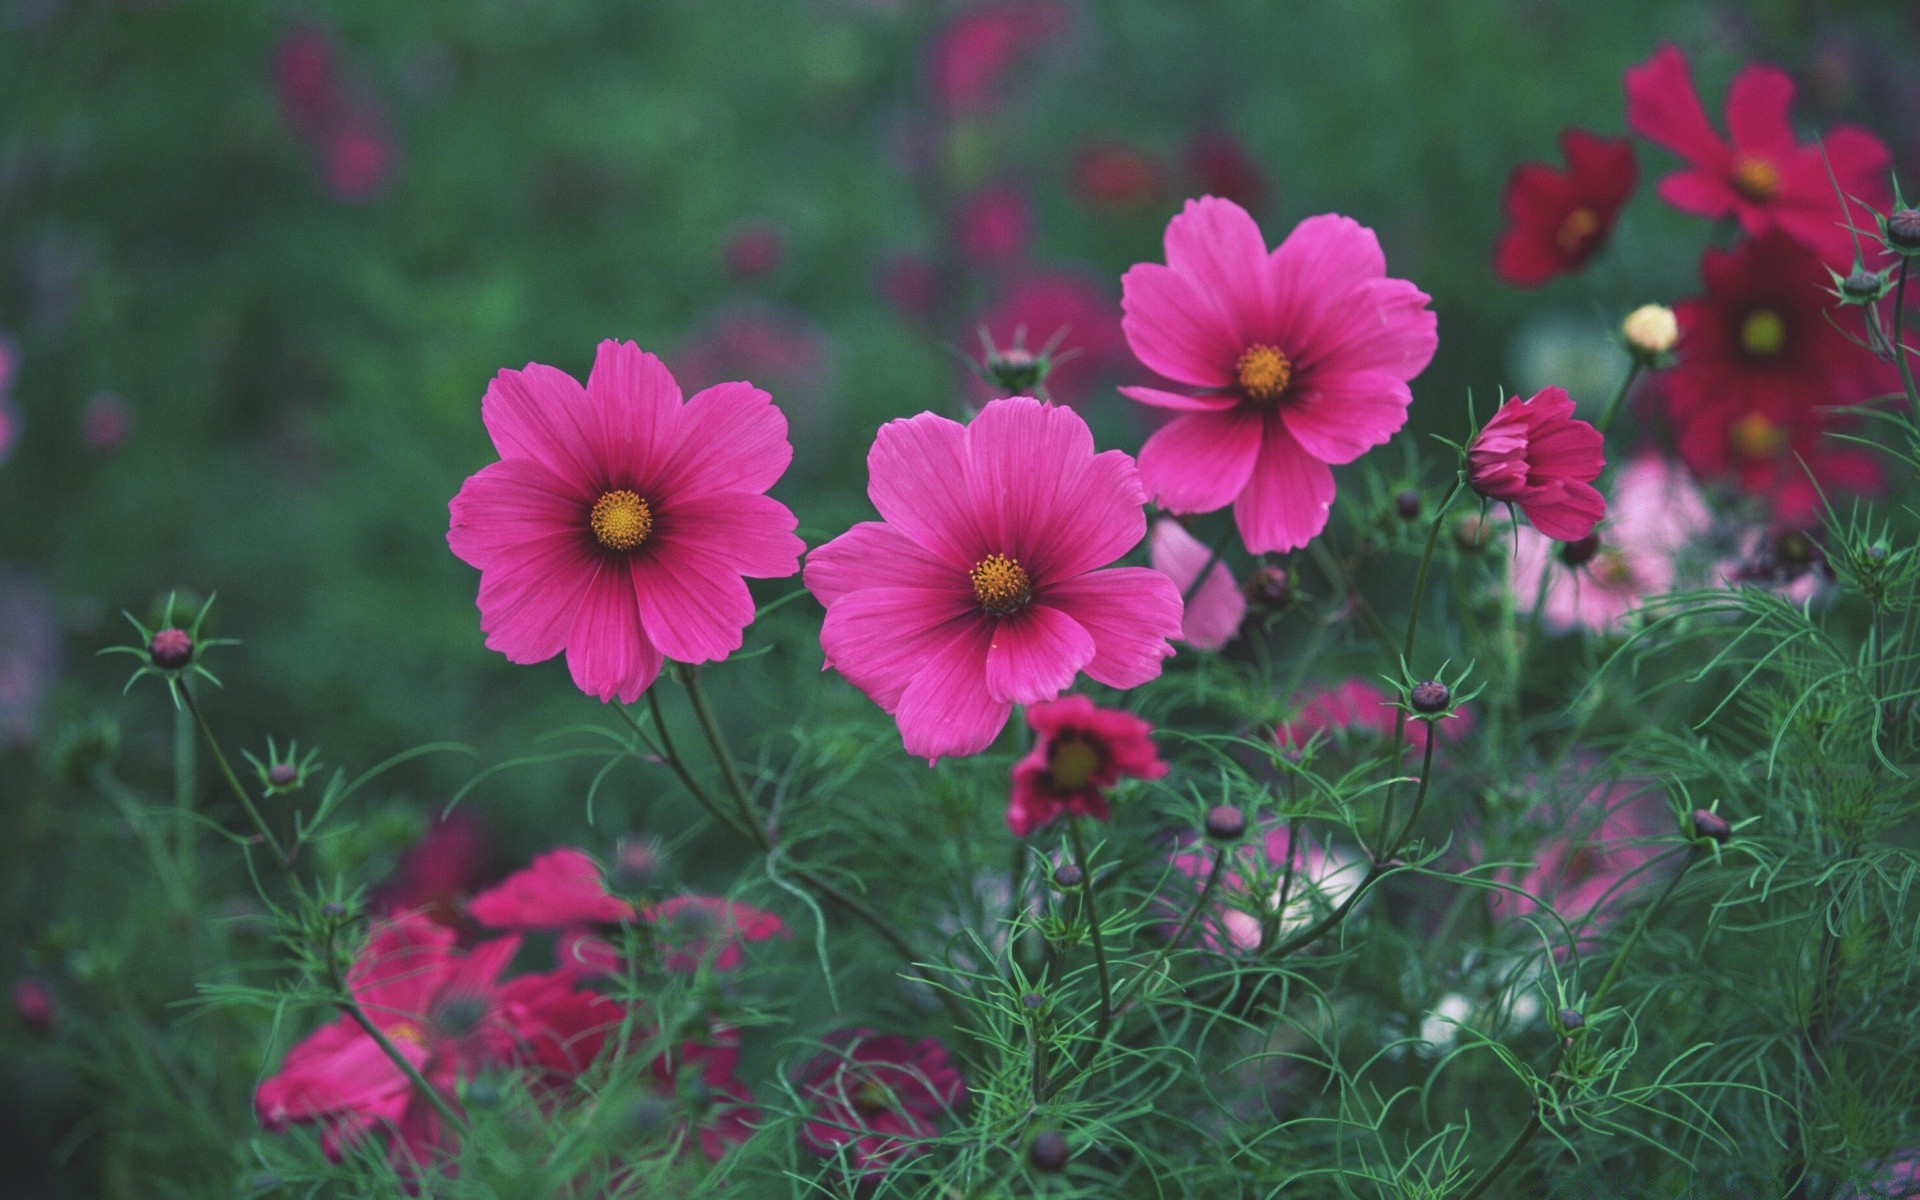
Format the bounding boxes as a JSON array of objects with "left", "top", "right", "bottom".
[{"left": 2, "top": 0, "right": 1917, "bottom": 1187}]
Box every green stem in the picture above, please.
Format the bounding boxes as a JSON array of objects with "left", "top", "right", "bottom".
[
  {"left": 1456, "top": 1102, "right": 1544, "bottom": 1200},
  {"left": 172, "top": 687, "right": 197, "bottom": 898},
  {"left": 324, "top": 926, "right": 465, "bottom": 1135},
  {"left": 1401, "top": 478, "right": 1463, "bottom": 675},
  {"left": 1892, "top": 259, "right": 1920, "bottom": 427},
  {"left": 1180, "top": 522, "right": 1238, "bottom": 609},
  {"left": 1593, "top": 360, "right": 1643, "bottom": 438},
  {"left": 1109, "top": 845, "right": 1226, "bottom": 1016},
  {"left": 682, "top": 669, "right": 765, "bottom": 847},
  {"left": 1065, "top": 819, "right": 1114, "bottom": 1043},
  {"left": 1587, "top": 843, "right": 1697, "bottom": 1013},
  {"left": 179, "top": 686, "right": 289, "bottom": 869}
]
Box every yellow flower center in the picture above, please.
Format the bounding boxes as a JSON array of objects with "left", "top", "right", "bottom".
[
  {"left": 1593, "top": 549, "right": 1635, "bottom": 589},
  {"left": 1047, "top": 737, "right": 1101, "bottom": 791},
  {"left": 385, "top": 1020, "right": 427, "bottom": 1048},
  {"left": 589, "top": 489, "right": 653, "bottom": 550},
  {"left": 1732, "top": 155, "right": 1780, "bottom": 203},
  {"left": 1556, "top": 206, "right": 1601, "bottom": 253},
  {"left": 1235, "top": 343, "right": 1293, "bottom": 403},
  {"left": 969, "top": 553, "right": 1032, "bottom": 616},
  {"left": 1730, "top": 412, "right": 1787, "bottom": 461},
  {"left": 1740, "top": 309, "right": 1786, "bottom": 357}
]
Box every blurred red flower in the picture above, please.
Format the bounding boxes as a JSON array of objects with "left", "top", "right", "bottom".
[
  {"left": 925, "top": 1, "right": 1070, "bottom": 115},
  {"left": 1493, "top": 130, "right": 1637, "bottom": 286}
]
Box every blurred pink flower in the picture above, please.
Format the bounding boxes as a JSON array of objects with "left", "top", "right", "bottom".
[
  {"left": 1070, "top": 141, "right": 1165, "bottom": 211},
  {"left": 925, "top": 0, "right": 1070, "bottom": 114},
  {"left": 1172, "top": 823, "right": 1367, "bottom": 952},
  {"left": 1510, "top": 455, "right": 1712, "bottom": 635},
  {"left": 1148, "top": 518, "right": 1244, "bottom": 651},
  {"left": 270, "top": 22, "right": 397, "bottom": 203},
  {"left": 724, "top": 220, "right": 785, "bottom": 280},
  {"left": 1496, "top": 780, "right": 1669, "bottom": 939},
  {"left": 952, "top": 180, "right": 1033, "bottom": 266},
  {"left": 1007, "top": 694, "right": 1166, "bottom": 836},
  {"left": 963, "top": 269, "right": 1127, "bottom": 407},
  {"left": 468, "top": 848, "right": 634, "bottom": 929},
  {"left": 1717, "top": 526, "right": 1830, "bottom": 605},
  {"left": 805, "top": 397, "right": 1181, "bottom": 762},
  {"left": 1275, "top": 678, "right": 1470, "bottom": 756},
  {"left": 0, "top": 568, "right": 60, "bottom": 749},
  {"left": 80, "top": 391, "right": 133, "bottom": 453},
  {"left": 878, "top": 252, "right": 941, "bottom": 323},
  {"left": 11, "top": 977, "right": 58, "bottom": 1034},
  {"left": 1185, "top": 127, "right": 1267, "bottom": 214},
  {"left": 796, "top": 1029, "right": 967, "bottom": 1181},
  {"left": 372, "top": 812, "right": 496, "bottom": 928},
  {"left": 270, "top": 23, "right": 340, "bottom": 141},
  {"left": 1841, "top": 1150, "right": 1920, "bottom": 1199},
  {"left": 671, "top": 302, "right": 832, "bottom": 397},
  {"left": 321, "top": 119, "right": 395, "bottom": 202},
  {"left": 0, "top": 399, "right": 19, "bottom": 466}
]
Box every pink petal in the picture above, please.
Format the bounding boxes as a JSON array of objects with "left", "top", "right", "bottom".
[
  {"left": 894, "top": 621, "right": 1007, "bottom": 762},
  {"left": 984, "top": 604, "right": 1095, "bottom": 704},
  {"left": 1162, "top": 195, "right": 1272, "bottom": 346},
  {"left": 583, "top": 340, "right": 682, "bottom": 491},
  {"left": 1724, "top": 64, "right": 1796, "bottom": 158},
  {"left": 653, "top": 490, "right": 802, "bottom": 579},
  {"left": 1656, "top": 170, "right": 1738, "bottom": 219},
  {"left": 565, "top": 561, "right": 664, "bottom": 703},
  {"left": 963, "top": 397, "right": 1147, "bottom": 581},
  {"left": 1116, "top": 384, "right": 1239, "bottom": 412},
  {"left": 1292, "top": 276, "right": 1438, "bottom": 382},
  {"left": 1267, "top": 215, "right": 1388, "bottom": 344},
  {"left": 1042, "top": 566, "right": 1182, "bottom": 689},
  {"left": 1524, "top": 482, "right": 1607, "bottom": 542},
  {"left": 349, "top": 916, "right": 459, "bottom": 1021},
  {"left": 1119, "top": 262, "right": 1239, "bottom": 389},
  {"left": 804, "top": 522, "right": 959, "bottom": 608},
  {"left": 866, "top": 411, "right": 989, "bottom": 567},
  {"left": 1280, "top": 368, "right": 1417, "bottom": 465},
  {"left": 1624, "top": 44, "right": 1728, "bottom": 169},
  {"left": 1233, "top": 417, "right": 1336, "bottom": 553},
  {"left": 1138, "top": 407, "right": 1264, "bottom": 514},
  {"left": 258, "top": 1016, "right": 412, "bottom": 1127},
  {"left": 481, "top": 361, "right": 603, "bottom": 485},
  {"left": 632, "top": 544, "right": 757, "bottom": 664},
  {"left": 469, "top": 848, "right": 636, "bottom": 929},
  {"left": 648, "top": 382, "right": 793, "bottom": 502},
  {"left": 1150, "top": 519, "right": 1245, "bottom": 651},
  {"left": 471, "top": 532, "right": 600, "bottom": 665},
  {"left": 448, "top": 457, "right": 590, "bottom": 567},
  {"left": 819, "top": 586, "right": 978, "bottom": 713}
]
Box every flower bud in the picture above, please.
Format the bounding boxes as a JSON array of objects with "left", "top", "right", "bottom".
[
  {"left": 1203, "top": 805, "right": 1246, "bottom": 842},
  {"left": 12, "top": 977, "right": 58, "bottom": 1034},
  {"left": 608, "top": 837, "right": 667, "bottom": 895},
  {"left": 1394, "top": 489, "right": 1422, "bottom": 521},
  {"left": 464, "top": 1077, "right": 504, "bottom": 1109},
  {"left": 1887, "top": 208, "right": 1920, "bottom": 250},
  {"left": 1622, "top": 303, "right": 1678, "bottom": 358},
  {"left": 267, "top": 763, "right": 299, "bottom": 788},
  {"left": 1243, "top": 565, "right": 1291, "bottom": 610},
  {"left": 1410, "top": 681, "right": 1450, "bottom": 714},
  {"left": 1556, "top": 1007, "right": 1585, "bottom": 1034},
  {"left": 1453, "top": 514, "right": 1495, "bottom": 553},
  {"left": 432, "top": 993, "right": 488, "bottom": 1036},
  {"left": 1840, "top": 268, "right": 1888, "bottom": 302},
  {"left": 148, "top": 627, "right": 193, "bottom": 671},
  {"left": 320, "top": 901, "right": 347, "bottom": 918},
  {"left": 984, "top": 345, "right": 1048, "bottom": 396},
  {"left": 1029, "top": 1129, "right": 1070, "bottom": 1173},
  {"left": 1050, "top": 863, "right": 1083, "bottom": 889},
  {"left": 1559, "top": 533, "right": 1601, "bottom": 567},
  {"left": 1021, "top": 991, "right": 1046, "bottom": 1010},
  {"left": 1689, "top": 809, "right": 1730, "bottom": 844}
]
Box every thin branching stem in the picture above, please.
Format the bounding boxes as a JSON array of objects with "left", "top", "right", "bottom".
[
  {"left": 1109, "top": 844, "right": 1227, "bottom": 1016},
  {"left": 322, "top": 924, "right": 466, "bottom": 1135},
  {"left": 1065, "top": 819, "right": 1115, "bottom": 1043},
  {"left": 1892, "top": 258, "right": 1920, "bottom": 425},
  {"left": 179, "top": 684, "right": 290, "bottom": 869},
  {"left": 1594, "top": 360, "right": 1644, "bottom": 438}
]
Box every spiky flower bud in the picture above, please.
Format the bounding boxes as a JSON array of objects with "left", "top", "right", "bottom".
[
  {"left": 1243, "top": 565, "right": 1292, "bottom": 610},
  {"left": 609, "top": 837, "right": 667, "bottom": 895},
  {"left": 1689, "top": 809, "right": 1730, "bottom": 844},
  {"left": 1556, "top": 1007, "right": 1585, "bottom": 1033},
  {"left": 1050, "top": 863, "right": 1083, "bottom": 889},
  {"left": 1203, "top": 805, "right": 1246, "bottom": 842},
  {"left": 148, "top": 628, "right": 193, "bottom": 671},
  {"left": 1410, "top": 681, "right": 1450, "bottom": 714},
  {"left": 1029, "top": 1129, "right": 1070, "bottom": 1173},
  {"left": 1887, "top": 208, "right": 1920, "bottom": 250}
]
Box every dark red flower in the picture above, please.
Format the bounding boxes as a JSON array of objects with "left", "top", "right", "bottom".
[
  {"left": 1493, "top": 130, "right": 1637, "bottom": 286},
  {"left": 925, "top": 1, "right": 1070, "bottom": 115},
  {"left": 1663, "top": 233, "right": 1897, "bottom": 522},
  {"left": 1466, "top": 387, "right": 1607, "bottom": 540},
  {"left": 1007, "top": 694, "right": 1167, "bottom": 836},
  {"left": 1069, "top": 142, "right": 1164, "bottom": 212},
  {"left": 962, "top": 269, "right": 1127, "bottom": 407},
  {"left": 796, "top": 1029, "right": 966, "bottom": 1183},
  {"left": 1625, "top": 44, "right": 1891, "bottom": 268},
  {"left": 952, "top": 181, "right": 1034, "bottom": 267},
  {"left": 1184, "top": 127, "right": 1267, "bottom": 213},
  {"left": 372, "top": 813, "right": 496, "bottom": 929}
]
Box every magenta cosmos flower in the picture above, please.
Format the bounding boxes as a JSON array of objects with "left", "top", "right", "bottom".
[
  {"left": 1007, "top": 694, "right": 1166, "bottom": 836},
  {"left": 805, "top": 397, "right": 1183, "bottom": 762},
  {"left": 448, "top": 340, "right": 803, "bottom": 704},
  {"left": 1120, "top": 197, "right": 1438, "bottom": 553},
  {"left": 1466, "top": 387, "right": 1606, "bottom": 541},
  {"left": 796, "top": 1029, "right": 967, "bottom": 1182}
]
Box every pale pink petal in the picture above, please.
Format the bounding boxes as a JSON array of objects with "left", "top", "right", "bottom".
[
  {"left": 984, "top": 604, "right": 1095, "bottom": 704},
  {"left": 866, "top": 411, "right": 989, "bottom": 567},
  {"left": 1279, "top": 369, "right": 1416, "bottom": 465},
  {"left": 1150, "top": 519, "right": 1245, "bottom": 650},
  {"left": 1119, "top": 262, "right": 1240, "bottom": 389},
  {"left": 565, "top": 561, "right": 664, "bottom": 703},
  {"left": 481, "top": 362, "right": 603, "bottom": 485},
  {"left": 804, "top": 522, "right": 958, "bottom": 608},
  {"left": 1137, "top": 407, "right": 1263, "bottom": 514},
  {"left": 632, "top": 545, "right": 757, "bottom": 664},
  {"left": 1042, "top": 567, "right": 1182, "bottom": 689},
  {"left": 1233, "top": 418, "right": 1336, "bottom": 553},
  {"left": 1162, "top": 195, "right": 1272, "bottom": 345},
  {"left": 963, "top": 397, "right": 1147, "bottom": 580},
  {"left": 583, "top": 340, "right": 683, "bottom": 490},
  {"left": 1117, "top": 385, "right": 1239, "bottom": 412},
  {"left": 894, "top": 621, "right": 1007, "bottom": 762},
  {"left": 653, "top": 491, "right": 802, "bottom": 578},
  {"left": 648, "top": 382, "right": 793, "bottom": 502},
  {"left": 819, "top": 587, "right": 978, "bottom": 712},
  {"left": 1266, "top": 215, "right": 1388, "bottom": 345}
]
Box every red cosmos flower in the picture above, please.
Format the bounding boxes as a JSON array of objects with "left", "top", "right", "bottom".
[
  {"left": 1625, "top": 44, "right": 1891, "bottom": 268},
  {"left": 447, "top": 340, "right": 803, "bottom": 704},
  {"left": 1663, "top": 234, "right": 1896, "bottom": 522},
  {"left": 804, "top": 397, "right": 1183, "bottom": 762},
  {"left": 963, "top": 270, "right": 1129, "bottom": 408},
  {"left": 796, "top": 1029, "right": 967, "bottom": 1182},
  {"left": 1006, "top": 695, "right": 1166, "bottom": 836},
  {"left": 1120, "top": 197, "right": 1438, "bottom": 553},
  {"left": 467, "top": 848, "right": 634, "bottom": 929},
  {"left": 371, "top": 813, "right": 496, "bottom": 928},
  {"left": 1466, "top": 387, "right": 1607, "bottom": 541},
  {"left": 1494, "top": 130, "right": 1637, "bottom": 287}
]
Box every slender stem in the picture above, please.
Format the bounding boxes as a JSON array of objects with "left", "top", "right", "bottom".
[
  {"left": 1401, "top": 478, "right": 1463, "bottom": 674},
  {"left": 1457, "top": 1102, "right": 1544, "bottom": 1200},
  {"left": 1593, "top": 360, "right": 1643, "bottom": 438},
  {"left": 682, "top": 670, "right": 765, "bottom": 848},
  {"left": 1587, "top": 844, "right": 1696, "bottom": 1012},
  {"left": 172, "top": 687, "right": 197, "bottom": 899},
  {"left": 324, "top": 926, "right": 465, "bottom": 1135},
  {"left": 1892, "top": 259, "right": 1920, "bottom": 426},
  {"left": 179, "top": 686, "right": 289, "bottom": 868},
  {"left": 1109, "top": 846, "right": 1226, "bottom": 1016},
  {"left": 1065, "top": 819, "right": 1114, "bottom": 1043},
  {"left": 1180, "top": 522, "right": 1238, "bottom": 608},
  {"left": 1309, "top": 537, "right": 1397, "bottom": 650}
]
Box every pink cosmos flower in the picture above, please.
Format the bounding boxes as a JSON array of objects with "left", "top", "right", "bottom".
[
  {"left": 878, "top": 252, "right": 941, "bottom": 323},
  {"left": 447, "top": 340, "right": 803, "bottom": 704},
  {"left": 952, "top": 181, "right": 1033, "bottom": 267},
  {"left": 1120, "top": 197, "right": 1438, "bottom": 553},
  {"left": 1510, "top": 456, "right": 1712, "bottom": 635},
  {"left": 1496, "top": 781, "right": 1669, "bottom": 943},
  {"left": 1718, "top": 526, "right": 1831, "bottom": 606},
  {"left": 1184, "top": 127, "right": 1267, "bottom": 214},
  {"left": 805, "top": 397, "right": 1183, "bottom": 762},
  {"left": 924, "top": 0, "right": 1069, "bottom": 115},
  {"left": 79, "top": 391, "right": 133, "bottom": 454},
  {"left": 1171, "top": 823, "right": 1367, "bottom": 953},
  {"left": 1625, "top": 44, "right": 1891, "bottom": 268},
  {"left": 1466, "top": 387, "right": 1606, "bottom": 541},
  {"left": 322, "top": 119, "right": 395, "bottom": 202},
  {"left": 723, "top": 220, "right": 785, "bottom": 280},
  {"left": 1006, "top": 694, "right": 1166, "bottom": 836},
  {"left": 467, "top": 848, "right": 634, "bottom": 929},
  {"left": 1070, "top": 142, "right": 1165, "bottom": 212},
  {"left": 371, "top": 813, "right": 496, "bottom": 929},
  {"left": 1148, "top": 518, "right": 1245, "bottom": 651},
  {"left": 796, "top": 1029, "right": 967, "bottom": 1182},
  {"left": 1275, "top": 678, "right": 1471, "bottom": 757}
]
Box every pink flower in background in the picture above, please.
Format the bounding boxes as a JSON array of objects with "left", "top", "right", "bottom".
[
  {"left": 448, "top": 340, "right": 802, "bottom": 703},
  {"left": 963, "top": 270, "right": 1128, "bottom": 407},
  {"left": 270, "top": 22, "right": 397, "bottom": 204},
  {"left": 1718, "top": 526, "right": 1831, "bottom": 605},
  {"left": 1510, "top": 456, "right": 1712, "bottom": 635},
  {"left": 1121, "top": 197, "right": 1438, "bottom": 553},
  {"left": 321, "top": 118, "right": 395, "bottom": 202},
  {"left": 1497, "top": 781, "right": 1668, "bottom": 939},
  {"left": 952, "top": 181, "right": 1033, "bottom": 266},
  {"left": 0, "top": 400, "right": 19, "bottom": 466},
  {"left": 805, "top": 397, "right": 1182, "bottom": 761},
  {"left": 651, "top": 896, "right": 788, "bottom": 972},
  {"left": 1625, "top": 43, "right": 1890, "bottom": 268},
  {"left": 925, "top": 0, "right": 1069, "bottom": 114},
  {"left": 372, "top": 812, "right": 496, "bottom": 928},
  {"left": 671, "top": 303, "right": 832, "bottom": 400},
  {"left": 467, "top": 848, "right": 634, "bottom": 929},
  {"left": 1171, "top": 823, "right": 1367, "bottom": 952},
  {"left": 723, "top": 220, "right": 785, "bottom": 280},
  {"left": 1148, "top": 519, "right": 1245, "bottom": 651},
  {"left": 1466, "top": 387, "right": 1606, "bottom": 541},
  {"left": 1841, "top": 1150, "right": 1920, "bottom": 1199},
  {"left": 1070, "top": 141, "right": 1165, "bottom": 211},
  {"left": 643, "top": 1031, "right": 761, "bottom": 1161},
  {"left": 0, "top": 570, "right": 60, "bottom": 750},
  {"left": 1007, "top": 694, "right": 1166, "bottom": 836},
  {"left": 1184, "top": 127, "right": 1267, "bottom": 214},
  {"left": 12, "top": 977, "right": 58, "bottom": 1034},
  {"left": 1275, "top": 678, "right": 1471, "bottom": 756},
  {"left": 878, "top": 252, "right": 941, "bottom": 323},
  {"left": 1493, "top": 130, "right": 1637, "bottom": 287},
  {"left": 270, "top": 23, "right": 339, "bottom": 140},
  {"left": 796, "top": 1029, "right": 967, "bottom": 1181},
  {"left": 80, "top": 391, "right": 133, "bottom": 453}
]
